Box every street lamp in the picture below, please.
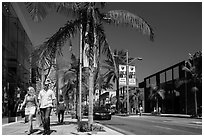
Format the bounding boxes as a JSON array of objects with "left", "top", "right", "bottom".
[{"left": 126, "top": 50, "right": 142, "bottom": 115}]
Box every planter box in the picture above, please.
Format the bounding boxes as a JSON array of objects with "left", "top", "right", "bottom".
[
  {"left": 16, "top": 116, "right": 22, "bottom": 121},
  {"left": 2, "top": 117, "right": 8, "bottom": 125},
  {"left": 8, "top": 117, "right": 16, "bottom": 123}
]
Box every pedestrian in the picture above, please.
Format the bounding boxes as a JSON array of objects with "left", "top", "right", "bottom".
[
  {"left": 38, "top": 80, "right": 56, "bottom": 135},
  {"left": 57, "top": 95, "right": 66, "bottom": 124},
  {"left": 20, "top": 86, "right": 38, "bottom": 135},
  {"left": 159, "top": 107, "right": 161, "bottom": 114},
  {"left": 139, "top": 105, "right": 143, "bottom": 116}
]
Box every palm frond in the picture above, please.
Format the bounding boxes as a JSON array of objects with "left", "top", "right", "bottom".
[
  {"left": 104, "top": 10, "right": 154, "bottom": 41},
  {"left": 158, "top": 89, "right": 165, "bottom": 99},
  {"left": 25, "top": 2, "right": 52, "bottom": 22},
  {"left": 33, "top": 20, "right": 80, "bottom": 66},
  {"left": 55, "top": 2, "right": 85, "bottom": 18},
  {"left": 182, "top": 66, "right": 191, "bottom": 73}
]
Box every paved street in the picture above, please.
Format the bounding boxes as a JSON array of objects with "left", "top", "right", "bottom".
[{"left": 97, "top": 115, "right": 202, "bottom": 135}]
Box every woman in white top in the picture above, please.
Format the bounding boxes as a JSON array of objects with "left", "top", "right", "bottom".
[{"left": 21, "top": 86, "right": 38, "bottom": 135}]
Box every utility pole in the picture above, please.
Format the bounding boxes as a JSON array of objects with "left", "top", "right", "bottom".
[
  {"left": 78, "top": 24, "right": 82, "bottom": 122},
  {"left": 126, "top": 50, "right": 130, "bottom": 115}
]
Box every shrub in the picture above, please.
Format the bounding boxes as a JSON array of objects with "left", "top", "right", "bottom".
[{"left": 77, "top": 121, "right": 104, "bottom": 132}]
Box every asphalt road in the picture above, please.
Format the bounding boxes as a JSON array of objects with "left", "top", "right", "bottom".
[{"left": 96, "top": 115, "right": 202, "bottom": 135}]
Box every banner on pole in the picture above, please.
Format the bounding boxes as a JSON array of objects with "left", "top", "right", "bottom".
[
  {"left": 119, "top": 65, "right": 127, "bottom": 86},
  {"left": 83, "top": 34, "right": 90, "bottom": 68},
  {"left": 128, "top": 66, "right": 136, "bottom": 87}
]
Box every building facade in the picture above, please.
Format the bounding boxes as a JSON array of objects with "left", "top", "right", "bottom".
[
  {"left": 143, "top": 61, "right": 202, "bottom": 115},
  {"left": 2, "top": 2, "right": 33, "bottom": 122}
]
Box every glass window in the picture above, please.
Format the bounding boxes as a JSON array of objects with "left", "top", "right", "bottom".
[
  {"left": 166, "top": 69, "right": 172, "bottom": 82},
  {"left": 173, "top": 66, "right": 179, "bottom": 79},
  {"left": 9, "top": 17, "right": 18, "bottom": 58},
  {"left": 150, "top": 76, "right": 156, "bottom": 86},
  {"left": 146, "top": 79, "right": 149, "bottom": 88},
  {"left": 160, "top": 72, "right": 165, "bottom": 84}
]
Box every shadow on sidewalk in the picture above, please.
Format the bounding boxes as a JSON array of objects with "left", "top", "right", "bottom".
[
  {"left": 34, "top": 129, "right": 57, "bottom": 135},
  {"left": 50, "top": 121, "right": 78, "bottom": 127}
]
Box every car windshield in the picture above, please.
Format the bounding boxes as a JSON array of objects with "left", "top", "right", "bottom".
[{"left": 94, "top": 107, "right": 109, "bottom": 112}]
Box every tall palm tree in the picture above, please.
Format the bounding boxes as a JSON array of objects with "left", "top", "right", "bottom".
[
  {"left": 60, "top": 53, "right": 89, "bottom": 118},
  {"left": 130, "top": 88, "right": 142, "bottom": 114},
  {"left": 181, "top": 51, "right": 202, "bottom": 116},
  {"left": 149, "top": 84, "right": 165, "bottom": 113},
  {"left": 102, "top": 49, "right": 135, "bottom": 113},
  {"left": 24, "top": 2, "right": 154, "bottom": 129},
  {"left": 94, "top": 71, "right": 113, "bottom": 106}
]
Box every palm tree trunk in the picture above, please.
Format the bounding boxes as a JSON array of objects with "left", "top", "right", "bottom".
[
  {"left": 88, "top": 68, "right": 94, "bottom": 130},
  {"left": 116, "top": 78, "right": 120, "bottom": 113},
  {"left": 56, "top": 57, "right": 59, "bottom": 108},
  {"left": 78, "top": 24, "right": 83, "bottom": 122},
  {"left": 156, "top": 98, "right": 159, "bottom": 113},
  {"left": 73, "top": 88, "right": 76, "bottom": 118},
  {"left": 194, "top": 89, "right": 197, "bottom": 116}
]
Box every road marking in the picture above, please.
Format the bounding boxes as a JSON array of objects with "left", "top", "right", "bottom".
[{"left": 154, "top": 125, "right": 173, "bottom": 130}]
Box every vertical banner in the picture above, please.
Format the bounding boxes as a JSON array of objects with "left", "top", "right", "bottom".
[
  {"left": 83, "top": 32, "right": 90, "bottom": 67},
  {"left": 129, "top": 66, "right": 136, "bottom": 87},
  {"left": 119, "top": 65, "right": 127, "bottom": 86}
]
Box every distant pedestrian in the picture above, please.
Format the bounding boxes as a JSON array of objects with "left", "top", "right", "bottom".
[
  {"left": 159, "top": 107, "right": 161, "bottom": 114},
  {"left": 38, "top": 80, "right": 56, "bottom": 135},
  {"left": 154, "top": 107, "right": 156, "bottom": 113},
  {"left": 20, "top": 86, "right": 38, "bottom": 135},
  {"left": 139, "top": 105, "right": 143, "bottom": 116},
  {"left": 57, "top": 95, "right": 66, "bottom": 124}
]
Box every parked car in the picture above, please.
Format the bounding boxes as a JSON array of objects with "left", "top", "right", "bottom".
[{"left": 93, "top": 106, "right": 112, "bottom": 120}]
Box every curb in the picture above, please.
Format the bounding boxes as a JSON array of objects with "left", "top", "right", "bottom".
[{"left": 115, "top": 113, "right": 202, "bottom": 119}]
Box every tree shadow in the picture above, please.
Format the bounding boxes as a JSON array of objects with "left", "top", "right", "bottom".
[
  {"left": 50, "top": 121, "right": 77, "bottom": 127},
  {"left": 36, "top": 129, "right": 57, "bottom": 135}
]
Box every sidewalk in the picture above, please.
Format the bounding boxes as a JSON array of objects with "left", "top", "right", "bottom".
[{"left": 2, "top": 114, "right": 123, "bottom": 135}]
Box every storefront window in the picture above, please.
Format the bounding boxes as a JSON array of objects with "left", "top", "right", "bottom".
[
  {"left": 173, "top": 66, "right": 179, "bottom": 79},
  {"left": 150, "top": 76, "right": 156, "bottom": 86},
  {"left": 166, "top": 69, "right": 172, "bottom": 82},
  {"left": 146, "top": 79, "right": 150, "bottom": 88},
  {"left": 2, "top": 3, "right": 33, "bottom": 119},
  {"left": 160, "top": 72, "right": 165, "bottom": 84}
]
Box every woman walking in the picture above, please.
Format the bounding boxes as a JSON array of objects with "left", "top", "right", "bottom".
[{"left": 21, "top": 86, "right": 38, "bottom": 135}]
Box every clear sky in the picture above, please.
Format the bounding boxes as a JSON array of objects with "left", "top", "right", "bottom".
[{"left": 17, "top": 2, "right": 202, "bottom": 83}]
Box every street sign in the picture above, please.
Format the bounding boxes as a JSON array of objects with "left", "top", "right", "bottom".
[
  {"left": 119, "top": 65, "right": 127, "bottom": 86},
  {"left": 128, "top": 66, "right": 136, "bottom": 87}
]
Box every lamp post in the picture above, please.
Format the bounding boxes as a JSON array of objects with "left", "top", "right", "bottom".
[{"left": 126, "top": 50, "right": 142, "bottom": 115}]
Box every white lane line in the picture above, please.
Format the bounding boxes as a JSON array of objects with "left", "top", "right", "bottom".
[{"left": 154, "top": 125, "right": 173, "bottom": 130}]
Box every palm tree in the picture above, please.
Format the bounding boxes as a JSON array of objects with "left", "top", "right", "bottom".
[
  {"left": 24, "top": 2, "right": 154, "bottom": 129},
  {"left": 60, "top": 53, "right": 89, "bottom": 118},
  {"left": 149, "top": 84, "right": 165, "bottom": 113},
  {"left": 103, "top": 49, "right": 136, "bottom": 113},
  {"left": 181, "top": 51, "right": 202, "bottom": 116},
  {"left": 130, "top": 88, "right": 143, "bottom": 114},
  {"left": 94, "top": 66, "right": 113, "bottom": 106}
]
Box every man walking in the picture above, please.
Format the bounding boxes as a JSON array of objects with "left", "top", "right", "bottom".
[{"left": 38, "top": 79, "right": 56, "bottom": 135}]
